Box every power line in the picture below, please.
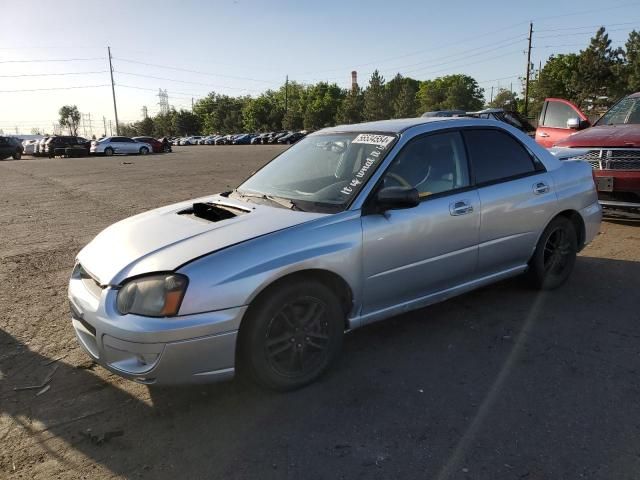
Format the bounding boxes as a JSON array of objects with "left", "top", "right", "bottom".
[
  {"left": 0, "top": 70, "right": 108, "bottom": 78},
  {"left": 0, "top": 84, "right": 110, "bottom": 93},
  {"left": 113, "top": 70, "right": 266, "bottom": 92},
  {"left": 0, "top": 57, "right": 103, "bottom": 64},
  {"left": 535, "top": 19, "right": 640, "bottom": 32},
  {"left": 113, "top": 57, "right": 278, "bottom": 84}
]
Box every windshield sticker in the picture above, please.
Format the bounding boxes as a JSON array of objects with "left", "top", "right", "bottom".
[
  {"left": 340, "top": 139, "right": 394, "bottom": 196},
  {"left": 352, "top": 134, "right": 395, "bottom": 147}
]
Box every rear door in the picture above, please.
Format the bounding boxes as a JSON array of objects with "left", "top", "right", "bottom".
[
  {"left": 535, "top": 98, "right": 589, "bottom": 148},
  {"left": 463, "top": 128, "right": 555, "bottom": 276}
]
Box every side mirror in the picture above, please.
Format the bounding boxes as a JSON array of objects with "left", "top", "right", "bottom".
[
  {"left": 566, "top": 117, "right": 580, "bottom": 129},
  {"left": 376, "top": 186, "right": 419, "bottom": 211}
]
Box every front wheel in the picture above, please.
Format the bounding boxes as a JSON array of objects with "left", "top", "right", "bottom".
[
  {"left": 239, "top": 280, "right": 344, "bottom": 391},
  {"left": 139, "top": 147, "right": 149, "bottom": 155},
  {"left": 527, "top": 216, "right": 577, "bottom": 290},
  {"left": 13, "top": 150, "right": 22, "bottom": 160},
  {"left": 104, "top": 147, "right": 114, "bottom": 156}
]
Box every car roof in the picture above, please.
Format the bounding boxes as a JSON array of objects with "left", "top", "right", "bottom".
[{"left": 317, "top": 117, "right": 465, "bottom": 134}]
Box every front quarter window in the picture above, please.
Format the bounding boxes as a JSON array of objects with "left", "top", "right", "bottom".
[{"left": 235, "top": 132, "right": 397, "bottom": 212}]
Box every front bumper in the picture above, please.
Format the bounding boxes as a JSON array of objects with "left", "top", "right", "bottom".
[
  {"left": 594, "top": 170, "right": 640, "bottom": 209},
  {"left": 68, "top": 275, "right": 246, "bottom": 385}
]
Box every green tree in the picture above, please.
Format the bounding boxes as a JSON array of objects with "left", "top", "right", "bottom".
[
  {"left": 280, "top": 81, "right": 307, "bottom": 130},
  {"left": 489, "top": 88, "right": 519, "bottom": 110},
  {"left": 243, "top": 91, "right": 284, "bottom": 131},
  {"left": 625, "top": 30, "right": 640, "bottom": 92},
  {"left": 134, "top": 116, "right": 155, "bottom": 136},
  {"left": 363, "top": 70, "right": 390, "bottom": 121},
  {"left": 574, "top": 27, "right": 624, "bottom": 106},
  {"left": 58, "top": 105, "right": 81, "bottom": 135},
  {"left": 417, "top": 74, "right": 484, "bottom": 113},
  {"left": 392, "top": 81, "right": 419, "bottom": 118},
  {"left": 303, "top": 82, "right": 345, "bottom": 130},
  {"left": 335, "top": 87, "right": 364, "bottom": 125},
  {"left": 173, "top": 109, "right": 201, "bottom": 135}
]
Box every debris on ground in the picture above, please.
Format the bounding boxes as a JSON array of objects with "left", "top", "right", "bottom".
[
  {"left": 13, "top": 365, "right": 59, "bottom": 392},
  {"left": 36, "top": 384, "right": 51, "bottom": 397},
  {"left": 79, "top": 428, "right": 125, "bottom": 445},
  {"left": 42, "top": 354, "right": 67, "bottom": 366}
]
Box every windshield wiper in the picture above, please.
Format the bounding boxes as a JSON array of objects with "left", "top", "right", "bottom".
[{"left": 234, "top": 190, "right": 304, "bottom": 211}]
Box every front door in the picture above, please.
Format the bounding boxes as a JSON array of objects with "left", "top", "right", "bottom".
[
  {"left": 361, "top": 131, "right": 480, "bottom": 315},
  {"left": 535, "top": 98, "right": 589, "bottom": 148}
]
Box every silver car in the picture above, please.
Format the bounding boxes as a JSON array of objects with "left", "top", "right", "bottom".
[
  {"left": 69, "top": 117, "right": 601, "bottom": 390},
  {"left": 90, "top": 136, "right": 153, "bottom": 156}
]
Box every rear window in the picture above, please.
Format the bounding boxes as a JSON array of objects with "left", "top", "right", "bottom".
[{"left": 463, "top": 129, "right": 537, "bottom": 185}]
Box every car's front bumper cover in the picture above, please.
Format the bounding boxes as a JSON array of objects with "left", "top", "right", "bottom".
[{"left": 68, "top": 275, "right": 246, "bottom": 385}]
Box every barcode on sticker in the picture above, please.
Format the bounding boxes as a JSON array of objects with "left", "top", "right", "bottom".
[{"left": 352, "top": 134, "right": 395, "bottom": 147}]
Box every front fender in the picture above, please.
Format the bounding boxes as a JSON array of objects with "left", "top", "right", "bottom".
[{"left": 177, "top": 211, "right": 364, "bottom": 317}]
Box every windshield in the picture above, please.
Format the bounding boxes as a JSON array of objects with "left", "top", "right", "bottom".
[
  {"left": 235, "top": 132, "right": 398, "bottom": 213},
  {"left": 596, "top": 96, "right": 640, "bottom": 125}
]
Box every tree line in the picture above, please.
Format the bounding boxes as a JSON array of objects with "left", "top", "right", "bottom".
[{"left": 65, "top": 27, "right": 640, "bottom": 138}]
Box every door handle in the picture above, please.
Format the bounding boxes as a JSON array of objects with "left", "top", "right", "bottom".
[
  {"left": 538, "top": 132, "right": 550, "bottom": 138},
  {"left": 533, "top": 182, "right": 550, "bottom": 195},
  {"left": 450, "top": 200, "right": 474, "bottom": 216}
]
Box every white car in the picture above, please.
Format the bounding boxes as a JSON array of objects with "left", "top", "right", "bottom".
[
  {"left": 22, "top": 139, "right": 38, "bottom": 155},
  {"left": 183, "top": 136, "right": 203, "bottom": 145},
  {"left": 90, "top": 136, "right": 153, "bottom": 156}
]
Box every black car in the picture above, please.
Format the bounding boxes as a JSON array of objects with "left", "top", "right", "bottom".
[
  {"left": 466, "top": 108, "right": 536, "bottom": 136},
  {"left": 0, "top": 136, "right": 24, "bottom": 160},
  {"left": 421, "top": 110, "right": 466, "bottom": 118},
  {"left": 277, "top": 131, "right": 306, "bottom": 144},
  {"left": 268, "top": 131, "right": 289, "bottom": 144},
  {"left": 43, "top": 135, "right": 91, "bottom": 157}
]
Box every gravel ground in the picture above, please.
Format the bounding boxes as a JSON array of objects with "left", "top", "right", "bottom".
[{"left": 1, "top": 146, "right": 639, "bottom": 479}]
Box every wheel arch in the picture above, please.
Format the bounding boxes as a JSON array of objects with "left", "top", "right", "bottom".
[
  {"left": 556, "top": 209, "right": 586, "bottom": 250},
  {"left": 242, "top": 269, "right": 354, "bottom": 331}
]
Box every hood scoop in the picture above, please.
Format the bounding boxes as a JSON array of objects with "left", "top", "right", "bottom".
[{"left": 178, "top": 202, "right": 249, "bottom": 223}]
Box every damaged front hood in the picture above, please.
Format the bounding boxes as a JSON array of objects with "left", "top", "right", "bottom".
[{"left": 77, "top": 194, "right": 325, "bottom": 285}]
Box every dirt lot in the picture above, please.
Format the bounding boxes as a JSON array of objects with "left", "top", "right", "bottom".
[{"left": 1, "top": 146, "right": 639, "bottom": 479}]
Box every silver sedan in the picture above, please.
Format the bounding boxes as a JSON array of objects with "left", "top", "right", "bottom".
[
  {"left": 69, "top": 117, "right": 601, "bottom": 390},
  {"left": 90, "top": 136, "right": 153, "bottom": 156}
]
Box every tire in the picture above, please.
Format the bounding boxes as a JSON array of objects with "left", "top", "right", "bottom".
[
  {"left": 239, "top": 280, "right": 345, "bottom": 391},
  {"left": 12, "top": 150, "right": 22, "bottom": 160},
  {"left": 139, "top": 147, "right": 149, "bottom": 155},
  {"left": 527, "top": 216, "right": 577, "bottom": 290},
  {"left": 163, "top": 145, "right": 171, "bottom": 153},
  {"left": 104, "top": 147, "right": 114, "bottom": 156}
]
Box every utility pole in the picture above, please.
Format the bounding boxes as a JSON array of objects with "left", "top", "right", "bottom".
[
  {"left": 107, "top": 46, "right": 120, "bottom": 135},
  {"left": 490, "top": 86, "right": 494, "bottom": 104},
  {"left": 103, "top": 116, "right": 107, "bottom": 137},
  {"left": 285, "top": 75, "right": 288, "bottom": 115},
  {"left": 524, "top": 22, "right": 533, "bottom": 118},
  {"left": 191, "top": 97, "right": 194, "bottom": 112}
]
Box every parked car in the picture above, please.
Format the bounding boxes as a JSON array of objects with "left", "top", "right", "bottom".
[
  {"left": 69, "top": 117, "right": 601, "bottom": 389},
  {"left": 22, "top": 139, "right": 38, "bottom": 155},
  {"left": 90, "top": 136, "right": 153, "bottom": 156},
  {"left": 183, "top": 136, "right": 203, "bottom": 145},
  {"left": 277, "top": 131, "right": 306, "bottom": 144},
  {"left": 534, "top": 98, "right": 592, "bottom": 148},
  {"left": 0, "top": 136, "right": 24, "bottom": 160},
  {"left": 133, "top": 136, "right": 166, "bottom": 153},
  {"left": 268, "top": 131, "right": 290, "bottom": 144},
  {"left": 232, "top": 134, "right": 257, "bottom": 145},
  {"left": 251, "top": 132, "right": 271, "bottom": 144},
  {"left": 548, "top": 92, "right": 640, "bottom": 210},
  {"left": 421, "top": 110, "right": 466, "bottom": 118},
  {"left": 44, "top": 135, "right": 91, "bottom": 157},
  {"left": 467, "top": 108, "right": 536, "bottom": 136}
]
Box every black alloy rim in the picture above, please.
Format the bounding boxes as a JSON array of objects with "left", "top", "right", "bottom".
[
  {"left": 543, "top": 227, "right": 571, "bottom": 274},
  {"left": 264, "top": 296, "right": 330, "bottom": 377}
]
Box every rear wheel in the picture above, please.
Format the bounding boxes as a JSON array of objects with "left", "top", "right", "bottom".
[
  {"left": 12, "top": 150, "right": 22, "bottom": 160},
  {"left": 527, "top": 216, "right": 577, "bottom": 290},
  {"left": 104, "top": 147, "right": 114, "bottom": 156},
  {"left": 239, "top": 280, "right": 344, "bottom": 391},
  {"left": 139, "top": 146, "right": 149, "bottom": 155}
]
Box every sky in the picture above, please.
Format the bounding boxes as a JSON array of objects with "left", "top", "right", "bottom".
[{"left": 1, "top": 0, "right": 639, "bottom": 136}]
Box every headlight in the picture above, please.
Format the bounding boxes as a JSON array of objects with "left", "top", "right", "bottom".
[{"left": 116, "top": 273, "right": 188, "bottom": 317}]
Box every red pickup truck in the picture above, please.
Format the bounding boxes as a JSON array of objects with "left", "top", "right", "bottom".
[{"left": 535, "top": 93, "right": 640, "bottom": 210}]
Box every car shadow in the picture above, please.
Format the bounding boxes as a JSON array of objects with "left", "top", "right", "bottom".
[{"left": 1, "top": 255, "right": 639, "bottom": 479}]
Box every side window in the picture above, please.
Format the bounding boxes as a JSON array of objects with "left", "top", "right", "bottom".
[
  {"left": 542, "top": 101, "right": 578, "bottom": 128},
  {"left": 463, "top": 129, "right": 537, "bottom": 185},
  {"left": 383, "top": 131, "right": 470, "bottom": 198}
]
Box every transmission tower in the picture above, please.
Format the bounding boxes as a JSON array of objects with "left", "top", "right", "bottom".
[{"left": 157, "top": 89, "right": 169, "bottom": 115}]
